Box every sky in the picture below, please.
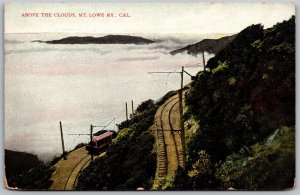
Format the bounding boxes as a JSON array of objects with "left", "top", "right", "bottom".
[{"left": 4, "top": 2, "right": 295, "bottom": 35}]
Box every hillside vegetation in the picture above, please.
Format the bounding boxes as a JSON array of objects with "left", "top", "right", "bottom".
[
  {"left": 5, "top": 150, "right": 54, "bottom": 190},
  {"left": 76, "top": 99, "right": 158, "bottom": 190},
  {"left": 13, "top": 16, "right": 294, "bottom": 191},
  {"left": 172, "top": 16, "right": 295, "bottom": 190}
]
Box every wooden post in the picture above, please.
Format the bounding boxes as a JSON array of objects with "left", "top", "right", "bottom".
[
  {"left": 131, "top": 100, "right": 134, "bottom": 115},
  {"left": 90, "top": 125, "right": 93, "bottom": 142},
  {"left": 148, "top": 66, "right": 190, "bottom": 168},
  {"left": 202, "top": 52, "right": 206, "bottom": 71},
  {"left": 181, "top": 66, "right": 184, "bottom": 89},
  {"left": 90, "top": 125, "right": 94, "bottom": 160},
  {"left": 126, "top": 102, "right": 128, "bottom": 121},
  {"left": 178, "top": 90, "right": 186, "bottom": 168},
  {"left": 59, "top": 121, "right": 67, "bottom": 160},
  {"left": 179, "top": 66, "right": 186, "bottom": 168}
]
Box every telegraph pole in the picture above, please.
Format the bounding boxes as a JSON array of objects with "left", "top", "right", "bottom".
[
  {"left": 181, "top": 66, "right": 184, "bottom": 89},
  {"left": 125, "top": 102, "right": 129, "bottom": 121},
  {"left": 90, "top": 125, "right": 93, "bottom": 142},
  {"left": 131, "top": 100, "right": 134, "bottom": 115},
  {"left": 179, "top": 66, "right": 186, "bottom": 167},
  {"left": 90, "top": 124, "right": 94, "bottom": 160},
  {"left": 178, "top": 89, "right": 186, "bottom": 167},
  {"left": 202, "top": 52, "right": 206, "bottom": 71},
  {"left": 59, "top": 121, "right": 67, "bottom": 160},
  {"left": 68, "top": 120, "right": 115, "bottom": 160},
  {"left": 148, "top": 66, "right": 195, "bottom": 168}
]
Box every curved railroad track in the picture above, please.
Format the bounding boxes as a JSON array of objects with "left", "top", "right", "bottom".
[
  {"left": 169, "top": 101, "right": 184, "bottom": 167},
  {"left": 64, "top": 154, "right": 91, "bottom": 190},
  {"left": 50, "top": 146, "right": 105, "bottom": 190},
  {"left": 71, "top": 154, "right": 94, "bottom": 189},
  {"left": 155, "top": 98, "right": 174, "bottom": 177},
  {"left": 155, "top": 95, "right": 183, "bottom": 178}
]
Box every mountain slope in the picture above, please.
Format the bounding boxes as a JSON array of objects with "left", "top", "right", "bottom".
[
  {"left": 5, "top": 150, "right": 43, "bottom": 176},
  {"left": 76, "top": 100, "right": 158, "bottom": 190},
  {"left": 170, "top": 34, "right": 237, "bottom": 55},
  {"left": 5, "top": 150, "right": 54, "bottom": 190},
  {"left": 172, "top": 16, "right": 295, "bottom": 190}
]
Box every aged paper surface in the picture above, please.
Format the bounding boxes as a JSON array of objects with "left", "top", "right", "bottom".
[{"left": 4, "top": 2, "right": 295, "bottom": 191}]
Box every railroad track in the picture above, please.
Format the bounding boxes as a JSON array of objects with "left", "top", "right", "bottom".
[
  {"left": 155, "top": 99, "right": 171, "bottom": 177},
  {"left": 64, "top": 154, "right": 91, "bottom": 190},
  {"left": 71, "top": 155, "right": 93, "bottom": 189},
  {"left": 64, "top": 152, "right": 107, "bottom": 190},
  {"left": 169, "top": 101, "right": 184, "bottom": 168},
  {"left": 50, "top": 146, "right": 107, "bottom": 190},
  {"left": 155, "top": 95, "right": 183, "bottom": 178}
]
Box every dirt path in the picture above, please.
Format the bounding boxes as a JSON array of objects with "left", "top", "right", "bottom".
[
  {"left": 155, "top": 94, "right": 183, "bottom": 178},
  {"left": 50, "top": 146, "right": 104, "bottom": 190}
]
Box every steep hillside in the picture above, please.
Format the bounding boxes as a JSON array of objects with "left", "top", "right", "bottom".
[
  {"left": 5, "top": 150, "right": 43, "bottom": 174},
  {"left": 76, "top": 100, "right": 158, "bottom": 190},
  {"left": 170, "top": 34, "right": 237, "bottom": 55},
  {"left": 76, "top": 91, "right": 181, "bottom": 190},
  {"left": 5, "top": 150, "right": 54, "bottom": 190},
  {"left": 172, "top": 16, "right": 295, "bottom": 190}
]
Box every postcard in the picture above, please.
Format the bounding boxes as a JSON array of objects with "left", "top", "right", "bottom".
[{"left": 4, "top": 2, "right": 295, "bottom": 191}]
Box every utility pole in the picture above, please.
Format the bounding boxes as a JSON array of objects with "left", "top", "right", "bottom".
[
  {"left": 202, "top": 52, "right": 206, "bottom": 72},
  {"left": 68, "top": 119, "right": 116, "bottom": 160},
  {"left": 179, "top": 66, "right": 186, "bottom": 167},
  {"left": 148, "top": 66, "right": 194, "bottom": 168},
  {"left": 90, "top": 124, "right": 94, "bottom": 160},
  {"left": 59, "top": 121, "right": 67, "bottom": 160},
  {"left": 90, "top": 125, "right": 93, "bottom": 142},
  {"left": 178, "top": 89, "right": 186, "bottom": 167},
  {"left": 126, "top": 102, "right": 128, "bottom": 121},
  {"left": 181, "top": 66, "right": 184, "bottom": 89},
  {"left": 131, "top": 100, "right": 134, "bottom": 115}
]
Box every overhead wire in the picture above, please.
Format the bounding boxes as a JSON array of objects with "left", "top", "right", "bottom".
[
  {"left": 165, "top": 72, "right": 170, "bottom": 93},
  {"left": 62, "top": 121, "right": 92, "bottom": 127},
  {"left": 101, "top": 117, "right": 116, "bottom": 131},
  {"left": 62, "top": 59, "right": 204, "bottom": 149},
  {"left": 68, "top": 136, "right": 77, "bottom": 151},
  {"left": 150, "top": 74, "right": 166, "bottom": 93}
]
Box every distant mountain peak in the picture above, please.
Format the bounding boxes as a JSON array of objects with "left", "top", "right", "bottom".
[
  {"left": 34, "top": 35, "right": 155, "bottom": 45},
  {"left": 170, "top": 34, "right": 237, "bottom": 55}
]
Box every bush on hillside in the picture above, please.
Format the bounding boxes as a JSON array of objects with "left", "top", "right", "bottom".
[{"left": 178, "top": 16, "right": 295, "bottom": 190}]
